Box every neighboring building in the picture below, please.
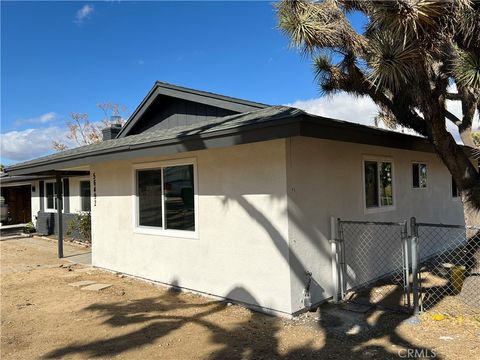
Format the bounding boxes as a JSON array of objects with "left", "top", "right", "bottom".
[
  {"left": 0, "top": 173, "right": 91, "bottom": 235},
  {"left": 5, "top": 81, "right": 478, "bottom": 315}
]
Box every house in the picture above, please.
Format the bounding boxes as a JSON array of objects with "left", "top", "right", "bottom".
[
  {"left": 5, "top": 81, "right": 477, "bottom": 316},
  {"left": 0, "top": 172, "right": 91, "bottom": 235}
]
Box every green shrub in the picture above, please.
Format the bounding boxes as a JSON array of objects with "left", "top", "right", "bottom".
[
  {"left": 24, "top": 222, "right": 36, "bottom": 234},
  {"left": 66, "top": 212, "right": 91, "bottom": 243}
]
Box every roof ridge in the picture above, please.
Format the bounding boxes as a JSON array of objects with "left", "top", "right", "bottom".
[{"left": 154, "top": 80, "right": 271, "bottom": 108}]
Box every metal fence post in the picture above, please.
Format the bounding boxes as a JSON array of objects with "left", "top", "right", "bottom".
[
  {"left": 402, "top": 221, "right": 411, "bottom": 309},
  {"left": 410, "top": 217, "right": 419, "bottom": 315},
  {"left": 330, "top": 216, "right": 339, "bottom": 304},
  {"left": 337, "top": 218, "right": 346, "bottom": 300}
]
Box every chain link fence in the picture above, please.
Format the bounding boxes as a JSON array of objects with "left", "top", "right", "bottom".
[
  {"left": 333, "top": 218, "right": 480, "bottom": 316},
  {"left": 413, "top": 220, "right": 480, "bottom": 316},
  {"left": 336, "top": 220, "right": 411, "bottom": 312}
]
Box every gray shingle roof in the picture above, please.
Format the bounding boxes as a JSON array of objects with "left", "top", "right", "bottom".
[
  {"left": 6, "top": 101, "right": 477, "bottom": 176},
  {"left": 7, "top": 106, "right": 302, "bottom": 171}
]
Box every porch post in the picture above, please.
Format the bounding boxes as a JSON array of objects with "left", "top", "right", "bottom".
[{"left": 56, "top": 173, "right": 63, "bottom": 258}]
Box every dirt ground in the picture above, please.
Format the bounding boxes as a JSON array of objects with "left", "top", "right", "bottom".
[{"left": 1, "top": 237, "right": 479, "bottom": 360}]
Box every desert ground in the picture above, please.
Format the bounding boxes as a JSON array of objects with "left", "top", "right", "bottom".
[{"left": 1, "top": 236, "right": 479, "bottom": 359}]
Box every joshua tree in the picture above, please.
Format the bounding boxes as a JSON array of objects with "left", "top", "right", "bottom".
[{"left": 278, "top": 0, "right": 480, "bottom": 225}]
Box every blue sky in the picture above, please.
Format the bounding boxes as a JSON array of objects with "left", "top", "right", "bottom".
[{"left": 1, "top": 1, "right": 380, "bottom": 164}]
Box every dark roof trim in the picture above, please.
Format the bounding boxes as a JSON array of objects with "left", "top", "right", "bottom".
[
  {"left": 6, "top": 113, "right": 441, "bottom": 177},
  {"left": 0, "top": 175, "right": 51, "bottom": 184},
  {"left": 299, "top": 115, "right": 434, "bottom": 153},
  {"left": 7, "top": 118, "right": 300, "bottom": 176},
  {"left": 117, "top": 81, "right": 270, "bottom": 138},
  {"left": 0, "top": 172, "right": 90, "bottom": 184}
]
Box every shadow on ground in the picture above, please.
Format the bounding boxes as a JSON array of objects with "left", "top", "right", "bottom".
[{"left": 43, "top": 285, "right": 438, "bottom": 360}]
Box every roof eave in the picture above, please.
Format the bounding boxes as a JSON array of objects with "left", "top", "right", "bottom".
[
  {"left": 6, "top": 113, "right": 444, "bottom": 177},
  {"left": 6, "top": 117, "right": 301, "bottom": 176}
]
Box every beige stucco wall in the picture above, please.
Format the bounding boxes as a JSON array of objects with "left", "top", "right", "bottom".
[
  {"left": 286, "top": 137, "right": 464, "bottom": 313},
  {"left": 90, "top": 140, "right": 292, "bottom": 314},
  {"left": 87, "top": 135, "right": 466, "bottom": 315}
]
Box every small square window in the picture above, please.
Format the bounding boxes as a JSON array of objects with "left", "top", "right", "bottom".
[{"left": 412, "top": 163, "right": 427, "bottom": 188}]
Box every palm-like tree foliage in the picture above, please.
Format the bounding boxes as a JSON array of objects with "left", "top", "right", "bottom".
[{"left": 278, "top": 0, "right": 480, "bottom": 214}]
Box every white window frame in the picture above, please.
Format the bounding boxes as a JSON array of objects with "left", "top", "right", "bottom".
[
  {"left": 362, "top": 156, "right": 396, "bottom": 214},
  {"left": 132, "top": 157, "right": 198, "bottom": 239},
  {"left": 412, "top": 162, "right": 428, "bottom": 189},
  {"left": 44, "top": 180, "right": 64, "bottom": 213},
  {"left": 79, "top": 179, "right": 92, "bottom": 212}
]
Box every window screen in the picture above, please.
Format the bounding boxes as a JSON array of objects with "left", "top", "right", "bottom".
[
  {"left": 46, "top": 183, "right": 56, "bottom": 210},
  {"left": 452, "top": 177, "right": 459, "bottom": 198},
  {"left": 137, "top": 170, "right": 163, "bottom": 227},
  {"left": 364, "top": 161, "right": 379, "bottom": 208},
  {"left": 412, "top": 163, "right": 427, "bottom": 188},
  {"left": 164, "top": 165, "right": 195, "bottom": 231},
  {"left": 80, "top": 181, "right": 91, "bottom": 212},
  {"left": 379, "top": 162, "right": 393, "bottom": 206}
]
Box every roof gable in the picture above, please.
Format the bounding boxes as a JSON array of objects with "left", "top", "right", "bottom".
[{"left": 117, "top": 81, "right": 270, "bottom": 138}]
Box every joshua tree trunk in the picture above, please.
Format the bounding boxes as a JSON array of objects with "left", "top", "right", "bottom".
[
  {"left": 463, "top": 197, "right": 480, "bottom": 274},
  {"left": 459, "top": 126, "right": 476, "bottom": 148},
  {"left": 424, "top": 103, "right": 480, "bottom": 272}
]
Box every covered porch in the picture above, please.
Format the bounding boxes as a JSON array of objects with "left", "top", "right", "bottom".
[{"left": 2, "top": 169, "right": 90, "bottom": 258}]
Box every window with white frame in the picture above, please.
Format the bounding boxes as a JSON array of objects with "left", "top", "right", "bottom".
[
  {"left": 79, "top": 180, "right": 91, "bottom": 212},
  {"left": 412, "top": 163, "right": 427, "bottom": 188},
  {"left": 136, "top": 163, "right": 195, "bottom": 232},
  {"left": 45, "top": 181, "right": 63, "bottom": 211},
  {"left": 364, "top": 159, "right": 394, "bottom": 209}
]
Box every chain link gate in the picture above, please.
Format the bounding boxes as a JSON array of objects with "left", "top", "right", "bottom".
[
  {"left": 412, "top": 218, "right": 480, "bottom": 316},
  {"left": 332, "top": 217, "right": 480, "bottom": 316},
  {"left": 335, "top": 219, "right": 412, "bottom": 312}
]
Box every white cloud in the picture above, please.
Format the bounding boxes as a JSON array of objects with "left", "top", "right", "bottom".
[
  {"left": 288, "top": 93, "right": 378, "bottom": 127},
  {"left": 75, "top": 4, "right": 94, "bottom": 24},
  {"left": 0, "top": 126, "right": 71, "bottom": 163},
  {"left": 287, "top": 91, "right": 479, "bottom": 144},
  {"left": 13, "top": 112, "right": 57, "bottom": 126}
]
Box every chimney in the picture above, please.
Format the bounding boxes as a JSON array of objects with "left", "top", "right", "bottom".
[{"left": 102, "top": 117, "right": 122, "bottom": 140}]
